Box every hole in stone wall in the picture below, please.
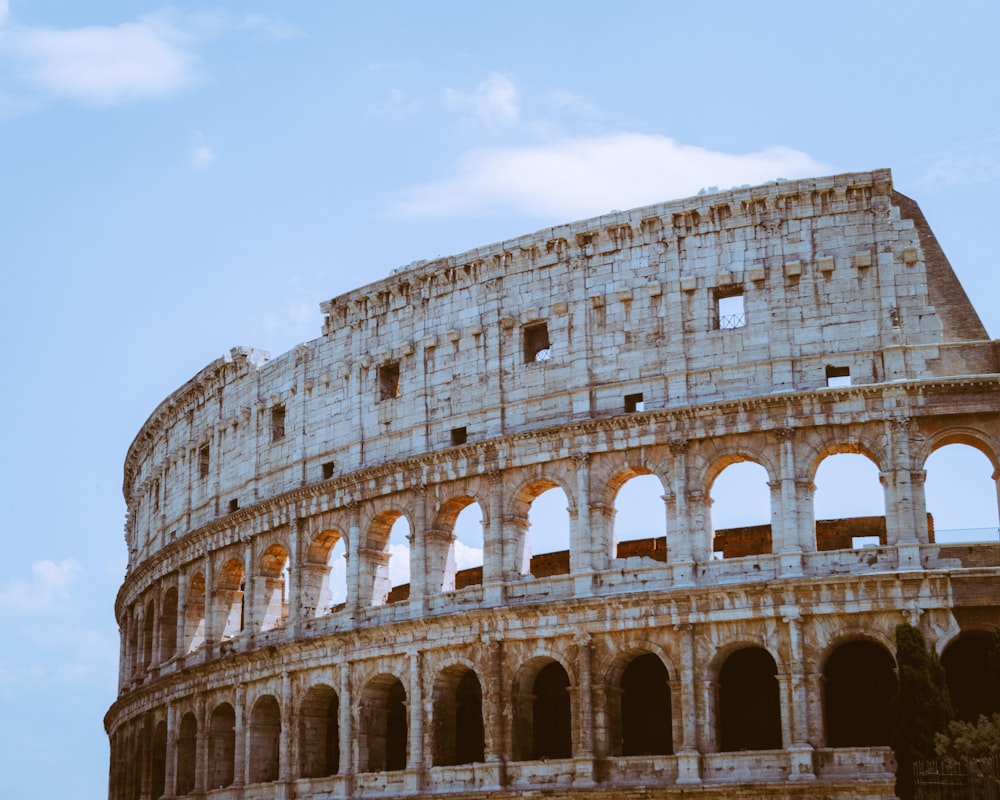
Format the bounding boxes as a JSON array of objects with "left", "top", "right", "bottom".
[
  {"left": 199, "top": 444, "right": 210, "bottom": 479},
  {"left": 825, "top": 365, "right": 851, "bottom": 387},
  {"left": 450, "top": 426, "right": 467, "bottom": 446},
  {"left": 378, "top": 363, "right": 401, "bottom": 401},
  {"left": 322, "top": 461, "right": 335, "bottom": 480},
  {"left": 270, "top": 405, "right": 286, "bottom": 442},
  {"left": 624, "top": 392, "right": 644, "bottom": 412},
  {"left": 523, "top": 322, "right": 551, "bottom": 363},
  {"left": 228, "top": 498, "right": 239, "bottom": 514},
  {"left": 715, "top": 287, "right": 746, "bottom": 329}
]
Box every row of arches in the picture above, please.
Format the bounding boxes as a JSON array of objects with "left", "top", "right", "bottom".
[
  {"left": 120, "top": 440, "right": 1000, "bottom": 686},
  {"left": 111, "top": 631, "right": 999, "bottom": 799}
]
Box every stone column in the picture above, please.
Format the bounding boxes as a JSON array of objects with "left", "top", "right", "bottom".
[
  {"left": 339, "top": 665, "right": 354, "bottom": 780},
  {"left": 346, "top": 502, "right": 362, "bottom": 612},
  {"left": 668, "top": 440, "right": 694, "bottom": 577},
  {"left": 163, "top": 703, "right": 176, "bottom": 796},
  {"left": 408, "top": 651, "right": 425, "bottom": 780},
  {"left": 911, "top": 469, "right": 930, "bottom": 544},
  {"left": 203, "top": 554, "right": 215, "bottom": 647},
  {"left": 287, "top": 520, "right": 302, "bottom": 628},
  {"left": 795, "top": 479, "right": 817, "bottom": 553},
  {"left": 242, "top": 540, "right": 255, "bottom": 635},
  {"left": 483, "top": 469, "right": 505, "bottom": 601},
  {"left": 781, "top": 612, "right": 815, "bottom": 781},
  {"left": 409, "top": 485, "right": 429, "bottom": 601},
  {"left": 885, "top": 417, "right": 921, "bottom": 568},
  {"left": 675, "top": 622, "right": 701, "bottom": 784},
  {"left": 234, "top": 684, "right": 247, "bottom": 787},
  {"left": 484, "top": 637, "right": 505, "bottom": 766},
  {"left": 422, "top": 530, "right": 456, "bottom": 594},
  {"left": 571, "top": 453, "right": 594, "bottom": 575},
  {"left": 688, "top": 491, "right": 713, "bottom": 563},
  {"left": 195, "top": 694, "right": 207, "bottom": 793},
  {"left": 572, "top": 633, "right": 595, "bottom": 787},
  {"left": 176, "top": 571, "right": 188, "bottom": 659},
  {"left": 805, "top": 673, "right": 825, "bottom": 746},
  {"left": 775, "top": 428, "right": 805, "bottom": 576}
]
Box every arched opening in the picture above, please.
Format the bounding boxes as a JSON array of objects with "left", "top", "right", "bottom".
[
  {"left": 151, "top": 720, "right": 167, "bottom": 799},
  {"left": 814, "top": 452, "right": 886, "bottom": 550},
  {"left": 127, "top": 611, "right": 139, "bottom": 680},
  {"left": 436, "top": 497, "right": 485, "bottom": 591},
  {"left": 513, "top": 659, "right": 572, "bottom": 760},
  {"left": 823, "top": 640, "right": 896, "bottom": 745},
  {"left": 249, "top": 695, "right": 281, "bottom": 784},
  {"left": 613, "top": 473, "right": 667, "bottom": 561},
  {"left": 432, "top": 666, "right": 485, "bottom": 766},
  {"left": 175, "top": 712, "right": 197, "bottom": 796},
  {"left": 710, "top": 461, "right": 772, "bottom": 558},
  {"left": 183, "top": 573, "right": 205, "bottom": 653},
  {"left": 159, "top": 588, "right": 178, "bottom": 662},
  {"left": 925, "top": 443, "right": 1000, "bottom": 542},
  {"left": 299, "top": 684, "right": 340, "bottom": 778},
  {"left": 718, "top": 647, "right": 782, "bottom": 751},
  {"left": 303, "top": 530, "right": 348, "bottom": 616},
  {"left": 258, "top": 544, "right": 290, "bottom": 631},
  {"left": 217, "top": 559, "right": 245, "bottom": 639},
  {"left": 208, "top": 703, "right": 236, "bottom": 789},
  {"left": 367, "top": 512, "right": 411, "bottom": 606},
  {"left": 942, "top": 634, "right": 1000, "bottom": 722},
  {"left": 621, "top": 652, "right": 673, "bottom": 755},
  {"left": 360, "top": 675, "right": 407, "bottom": 772},
  {"left": 525, "top": 486, "right": 572, "bottom": 577},
  {"left": 142, "top": 600, "right": 155, "bottom": 668}
]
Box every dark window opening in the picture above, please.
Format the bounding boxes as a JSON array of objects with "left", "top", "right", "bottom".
[
  {"left": 826, "top": 365, "right": 851, "bottom": 387},
  {"left": 228, "top": 498, "right": 239, "bottom": 514},
  {"left": 625, "top": 392, "right": 645, "bottom": 412},
  {"left": 451, "top": 426, "right": 467, "bottom": 446},
  {"left": 715, "top": 288, "right": 746, "bottom": 330},
  {"left": 299, "top": 687, "right": 339, "bottom": 778},
  {"left": 943, "top": 636, "right": 1000, "bottom": 723},
  {"left": 271, "top": 405, "right": 286, "bottom": 442},
  {"left": 718, "top": 647, "right": 782, "bottom": 751},
  {"left": 175, "top": 714, "right": 198, "bottom": 795},
  {"left": 532, "top": 661, "right": 572, "bottom": 759},
  {"left": 322, "top": 461, "right": 335, "bottom": 480},
  {"left": 153, "top": 480, "right": 160, "bottom": 513},
  {"left": 823, "top": 640, "right": 896, "bottom": 746},
  {"left": 199, "top": 444, "right": 210, "bottom": 479},
  {"left": 378, "top": 363, "right": 401, "bottom": 401},
  {"left": 386, "top": 681, "right": 408, "bottom": 770},
  {"left": 621, "top": 653, "right": 673, "bottom": 755},
  {"left": 523, "top": 322, "right": 551, "bottom": 363},
  {"left": 151, "top": 721, "right": 167, "bottom": 799}
]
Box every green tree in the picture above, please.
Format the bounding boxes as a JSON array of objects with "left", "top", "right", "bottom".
[
  {"left": 934, "top": 713, "right": 1000, "bottom": 761},
  {"left": 893, "top": 623, "right": 954, "bottom": 800}
]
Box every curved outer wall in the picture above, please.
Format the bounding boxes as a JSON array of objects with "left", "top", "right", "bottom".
[{"left": 107, "top": 169, "right": 1000, "bottom": 800}]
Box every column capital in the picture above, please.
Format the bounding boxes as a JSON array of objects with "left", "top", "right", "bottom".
[{"left": 669, "top": 438, "right": 689, "bottom": 455}]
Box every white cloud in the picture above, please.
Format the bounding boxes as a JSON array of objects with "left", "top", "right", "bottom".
[
  {"left": 191, "top": 143, "right": 215, "bottom": 168},
  {"left": 917, "top": 133, "right": 1000, "bottom": 190},
  {"left": 445, "top": 72, "right": 519, "bottom": 129},
  {"left": 453, "top": 540, "right": 483, "bottom": 571},
  {"left": 395, "top": 133, "right": 831, "bottom": 220},
  {"left": 0, "top": 558, "right": 81, "bottom": 611}
]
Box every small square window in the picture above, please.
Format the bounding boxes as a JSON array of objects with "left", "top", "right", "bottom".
[
  {"left": 715, "top": 289, "right": 746, "bottom": 329},
  {"left": 625, "top": 393, "right": 645, "bottom": 412},
  {"left": 523, "top": 322, "right": 551, "bottom": 363},
  {"left": 378, "top": 362, "right": 401, "bottom": 401},
  {"left": 270, "top": 405, "right": 286, "bottom": 442},
  {"left": 198, "top": 444, "right": 210, "bottom": 479},
  {"left": 451, "top": 426, "right": 467, "bottom": 446},
  {"left": 826, "top": 365, "right": 851, "bottom": 387},
  {"left": 322, "top": 461, "right": 335, "bottom": 480},
  {"left": 228, "top": 498, "right": 239, "bottom": 513}
]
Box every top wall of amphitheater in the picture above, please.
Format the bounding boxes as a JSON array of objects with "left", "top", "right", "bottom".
[{"left": 121, "top": 168, "right": 996, "bottom": 574}]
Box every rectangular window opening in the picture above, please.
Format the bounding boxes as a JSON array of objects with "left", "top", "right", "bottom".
[
  {"left": 826, "top": 365, "right": 852, "bottom": 387},
  {"left": 450, "top": 426, "right": 467, "bottom": 446},
  {"left": 523, "top": 321, "right": 551, "bottom": 363},
  {"left": 378, "top": 362, "right": 401, "bottom": 401},
  {"left": 716, "top": 289, "right": 746, "bottom": 330},
  {"left": 322, "top": 461, "right": 335, "bottom": 480},
  {"left": 228, "top": 498, "right": 239, "bottom": 514},
  {"left": 198, "top": 444, "right": 210, "bottom": 479},
  {"left": 625, "top": 392, "right": 645, "bottom": 412},
  {"left": 270, "top": 405, "right": 286, "bottom": 442},
  {"left": 852, "top": 535, "right": 880, "bottom": 549}
]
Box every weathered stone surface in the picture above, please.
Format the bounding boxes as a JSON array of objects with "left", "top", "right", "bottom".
[{"left": 106, "top": 169, "right": 1000, "bottom": 800}]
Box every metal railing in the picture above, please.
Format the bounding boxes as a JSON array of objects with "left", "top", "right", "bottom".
[
  {"left": 934, "top": 528, "right": 1000, "bottom": 544},
  {"left": 718, "top": 313, "right": 746, "bottom": 329},
  {"left": 915, "top": 756, "right": 1000, "bottom": 800}
]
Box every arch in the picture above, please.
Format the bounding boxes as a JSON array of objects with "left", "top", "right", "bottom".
[
  {"left": 175, "top": 712, "right": 197, "bottom": 796},
  {"left": 920, "top": 427, "right": 1000, "bottom": 474},
  {"left": 813, "top": 452, "right": 886, "bottom": 551},
  {"left": 207, "top": 703, "right": 236, "bottom": 789},
  {"left": 718, "top": 647, "right": 782, "bottom": 751},
  {"left": 183, "top": 572, "right": 205, "bottom": 653},
  {"left": 924, "top": 442, "right": 1000, "bottom": 541},
  {"left": 359, "top": 674, "right": 408, "bottom": 772},
  {"left": 804, "top": 437, "right": 887, "bottom": 480},
  {"left": 709, "top": 459, "right": 773, "bottom": 559},
  {"left": 432, "top": 665, "right": 485, "bottom": 766},
  {"left": 434, "top": 495, "right": 485, "bottom": 592},
  {"left": 302, "top": 529, "right": 348, "bottom": 616},
  {"left": 127, "top": 609, "right": 140, "bottom": 680},
  {"left": 620, "top": 652, "right": 673, "bottom": 756},
  {"left": 151, "top": 719, "right": 167, "bottom": 799},
  {"left": 512, "top": 657, "right": 572, "bottom": 761},
  {"left": 524, "top": 482, "right": 573, "bottom": 577},
  {"left": 142, "top": 599, "right": 155, "bottom": 669},
  {"left": 249, "top": 694, "right": 281, "bottom": 784},
  {"left": 366, "top": 510, "right": 411, "bottom": 606},
  {"left": 299, "top": 683, "right": 340, "bottom": 778},
  {"left": 611, "top": 470, "right": 668, "bottom": 561},
  {"left": 158, "top": 587, "right": 178, "bottom": 662},
  {"left": 942, "top": 633, "right": 1000, "bottom": 722},
  {"left": 823, "top": 639, "right": 896, "bottom": 746},
  {"left": 257, "top": 544, "right": 290, "bottom": 631},
  {"left": 217, "top": 558, "right": 245, "bottom": 639}
]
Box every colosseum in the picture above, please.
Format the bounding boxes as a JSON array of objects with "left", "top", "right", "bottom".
[{"left": 106, "top": 168, "right": 1000, "bottom": 800}]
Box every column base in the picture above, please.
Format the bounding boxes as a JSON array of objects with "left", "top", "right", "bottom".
[
  {"left": 787, "top": 744, "right": 816, "bottom": 781},
  {"left": 675, "top": 749, "right": 702, "bottom": 784}
]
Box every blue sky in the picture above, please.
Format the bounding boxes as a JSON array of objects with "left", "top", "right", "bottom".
[{"left": 2, "top": 1, "right": 1000, "bottom": 797}]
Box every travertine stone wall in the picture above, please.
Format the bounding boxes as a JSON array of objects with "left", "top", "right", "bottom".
[{"left": 107, "top": 170, "right": 1000, "bottom": 800}]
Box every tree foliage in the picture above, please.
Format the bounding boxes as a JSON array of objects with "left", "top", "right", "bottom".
[
  {"left": 934, "top": 713, "right": 1000, "bottom": 761},
  {"left": 893, "top": 623, "right": 954, "bottom": 800}
]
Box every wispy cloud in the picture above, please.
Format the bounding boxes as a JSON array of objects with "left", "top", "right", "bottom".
[
  {"left": 394, "top": 132, "right": 830, "bottom": 220},
  {"left": 191, "top": 143, "right": 215, "bottom": 169},
  {"left": 0, "top": 558, "right": 81, "bottom": 611},
  {"left": 445, "top": 72, "right": 519, "bottom": 129},
  {"left": 916, "top": 133, "right": 1000, "bottom": 190}
]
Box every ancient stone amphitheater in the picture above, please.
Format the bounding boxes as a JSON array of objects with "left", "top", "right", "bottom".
[{"left": 106, "top": 169, "right": 1000, "bottom": 800}]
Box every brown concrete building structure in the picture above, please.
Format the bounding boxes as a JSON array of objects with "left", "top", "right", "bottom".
[{"left": 106, "top": 169, "right": 1000, "bottom": 800}]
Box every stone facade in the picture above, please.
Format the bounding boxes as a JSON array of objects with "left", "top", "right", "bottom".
[{"left": 106, "top": 169, "right": 1000, "bottom": 800}]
